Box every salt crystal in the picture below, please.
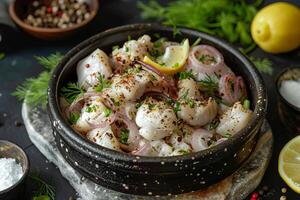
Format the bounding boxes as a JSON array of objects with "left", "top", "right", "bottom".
[
  {"left": 280, "top": 79, "right": 300, "bottom": 108},
  {"left": 0, "top": 158, "right": 23, "bottom": 191}
]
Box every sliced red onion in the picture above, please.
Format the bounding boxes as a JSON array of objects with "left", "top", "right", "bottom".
[
  {"left": 219, "top": 73, "right": 247, "bottom": 106},
  {"left": 136, "top": 60, "right": 177, "bottom": 92},
  {"left": 187, "top": 45, "right": 231, "bottom": 80},
  {"left": 215, "top": 138, "right": 228, "bottom": 145},
  {"left": 131, "top": 142, "right": 152, "bottom": 156},
  {"left": 85, "top": 112, "right": 116, "bottom": 129},
  {"left": 191, "top": 128, "right": 213, "bottom": 152}
]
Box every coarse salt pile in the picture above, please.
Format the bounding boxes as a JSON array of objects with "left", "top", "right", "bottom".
[
  {"left": 0, "top": 158, "right": 23, "bottom": 191},
  {"left": 279, "top": 79, "right": 300, "bottom": 108}
]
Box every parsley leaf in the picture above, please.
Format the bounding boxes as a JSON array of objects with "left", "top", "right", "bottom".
[
  {"left": 120, "top": 129, "right": 129, "bottom": 144},
  {"left": 69, "top": 112, "right": 80, "bottom": 124},
  {"left": 104, "top": 107, "right": 112, "bottom": 117}
]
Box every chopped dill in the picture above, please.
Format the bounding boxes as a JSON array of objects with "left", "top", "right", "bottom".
[
  {"left": 94, "top": 74, "right": 111, "bottom": 92},
  {"left": 61, "top": 83, "right": 84, "bottom": 104},
  {"left": 120, "top": 129, "right": 129, "bottom": 144}
]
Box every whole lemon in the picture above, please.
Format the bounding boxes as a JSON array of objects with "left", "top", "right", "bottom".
[{"left": 251, "top": 2, "right": 300, "bottom": 54}]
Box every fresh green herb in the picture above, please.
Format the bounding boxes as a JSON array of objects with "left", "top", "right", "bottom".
[
  {"left": 208, "top": 120, "right": 219, "bottom": 131},
  {"left": 112, "top": 98, "right": 120, "bottom": 107},
  {"left": 148, "top": 103, "right": 156, "bottom": 110},
  {"left": 198, "top": 74, "right": 223, "bottom": 103},
  {"left": 112, "top": 45, "right": 119, "bottom": 51},
  {"left": 198, "top": 54, "right": 216, "bottom": 64},
  {"left": 86, "top": 105, "right": 98, "bottom": 113},
  {"left": 30, "top": 174, "right": 55, "bottom": 200},
  {"left": 179, "top": 89, "right": 189, "bottom": 100},
  {"left": 69, "top": 112, "right": 80, "bottom": 124},
  {"left": 12, "top": 53, "right": 63, "bottom": 109},
  {"left": 173, "top": 62, "right": 179, "bottom": 68},
  {"left": 249, "top": 56, "right": 273, "bottom": 75},
  {"left": 177, "top": 71, "right": 195, "bottom": 80},
  {"left": 94, "top": 74, "right": 111, "bottom": 92},
  {"left": 191, "top": 37, "right": 202, "bottom": 47},
  {"left": 0, "top": 52, "right": 5, "bottom": 60},
  {"left": 33, "top": 195, "right": 51, "bottom": 200},
  {"left": 173, "top": 101, "right": 181, "bottom": 113},
  {"left": 223, "top": 132, "right": 232, "bottom": 138},
  {"left": 138, "top": 0, "right": 262, "bottom": 51},
  {"left": 61, "top": 83, "right": 84, "bottom": 104},
  {"left": 135, "top": 102, "right": 142, "bottom": 109},
  {"left": 243, "top": 99, "right": 250, "bottom": 109},
  {"left": 128, "top": 35, "right": 132, "bottom": 41},
  {"left": 125, "top": 46, "right": 129, "bottom": 52},
  {"left": 120, "top": 129, "right": 129, "bottom": 144},
  {"left": 172, "top": 24, "right": 182, "bottom": 38},
  {"left": 178, "top": 149, "right": 189, "bottom": 155},
  {"left": 198, "top": 74, "right": 219, "bottom": 95},
  {"left": 187, "top": 99, "right": 195, "bottom": 108},
  {"left": 104, "top": 107, "right": 112, "bottom": 117}
]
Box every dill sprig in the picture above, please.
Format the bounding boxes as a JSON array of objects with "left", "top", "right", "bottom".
[
  {"left": 30, "top": 174, "right": 55, "bottom": 200},
  {"left": 198, "top": 74, "right": 219, "bottom": 94},
  {"left": 12, "top": 53, "right": 63, "bottom": 109},
  {"left": 249, "top": 56, "right": 273, "bottom": 75},
  {"left": 61, "top": 83, "right": 84, "bottom": 104}
]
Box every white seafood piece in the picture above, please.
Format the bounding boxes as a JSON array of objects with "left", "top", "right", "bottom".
[
  {"left": 150, "top": 140, "right": 173, "bottom": 157},
  {"left": 178, "top": 78, "right": 201, "bottom": 100},
  {"left": 103, "top": 70, "right": 152, "bottom": 103},
  {"left": 122, "top": 102, "right": 137, "bottom": 120},
  {"left": 87, "top": 126, "right": 121, "bottom": 151},
  {"left": 216, "top": 102, "right": 253, "bottom": 136},
  {"left": 73, "top": 97, "right": 113, "bottom": 133},
  {"left": 191, "top": 128, "right": 213, "bottom": 152},
  {"left": 181, "top": 124, "right": 194, "bottom": 144},
  {"left": 112, "top": 35, "right": 153, "bottom": 71},
  {"left": 77, "top": 49, "right": 112, "bottom": 89},
  {"left": 177, "top": 97, "right": 218, "bottom": 126},
  {"left": 135, "top": 99, "right": 177, "bottom": 141},
  {"left": 167, "top": 133, "right": 192, "bottom": 154}
]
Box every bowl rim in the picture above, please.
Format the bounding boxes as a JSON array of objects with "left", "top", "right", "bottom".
[
  {"left": 0, "top": 140, "right": 30, "bottom": 195},
  {"left": 48, "top": 23, "right": 267, "bottom": 164},
  {"left": 276, "top": 66, "right": 300, "bottom": 112},
  {"left": 8, "top": 0, "right": 99, "bottom": 33}
]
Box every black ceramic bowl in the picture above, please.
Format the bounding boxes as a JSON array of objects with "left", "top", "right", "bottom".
[
  {"left": 48, "top": 23, "right": 267, "bottom": 196},
  {"left": 0, "top": 140, "right": 29, "bottom": 200}
]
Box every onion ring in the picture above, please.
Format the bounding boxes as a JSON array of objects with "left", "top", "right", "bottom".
[{"left": 187, "top": 45, "right": 231, "bottom": 80}]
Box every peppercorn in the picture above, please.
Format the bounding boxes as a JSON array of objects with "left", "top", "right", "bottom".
[{"left": 24, "top": 0, "right": 91, "bottom": 29}]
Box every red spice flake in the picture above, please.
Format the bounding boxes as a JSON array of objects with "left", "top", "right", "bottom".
[{"left": 47, "top": 6, "right": 53, "bottom": 13}]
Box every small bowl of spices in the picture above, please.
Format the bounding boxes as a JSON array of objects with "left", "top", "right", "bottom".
[
  {"left": 0, "top": 140, "right": 29, "bottom": 200},
  {"left": 276, "top": 67, "right": 300, "bottom": 134},
  {"left": 9, "top": 0, "right": 99, "bottom": 40}
]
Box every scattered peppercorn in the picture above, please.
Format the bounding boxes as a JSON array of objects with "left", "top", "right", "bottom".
[
  {"left": 24, "top": 0, "right": 91, "bottom": 28},
  {"left": 281, "top": 187, "right": 287, "bottom": 193}
]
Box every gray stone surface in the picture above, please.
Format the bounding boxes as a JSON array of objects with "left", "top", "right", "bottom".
[{"left": 22, "top": 103, "right": 273, "bottom": 200}]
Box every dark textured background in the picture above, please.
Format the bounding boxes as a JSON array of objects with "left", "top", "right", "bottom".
[{"left": 0, "top": 0, "right": 299, "bottom": 199}]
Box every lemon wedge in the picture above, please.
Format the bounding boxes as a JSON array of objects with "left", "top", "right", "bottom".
[
  {"left": 278, "top": 135, "right": 300, "bottom": 193},
  {"left": 143, "top": 39, "right": 189, "bottom": 75}
]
